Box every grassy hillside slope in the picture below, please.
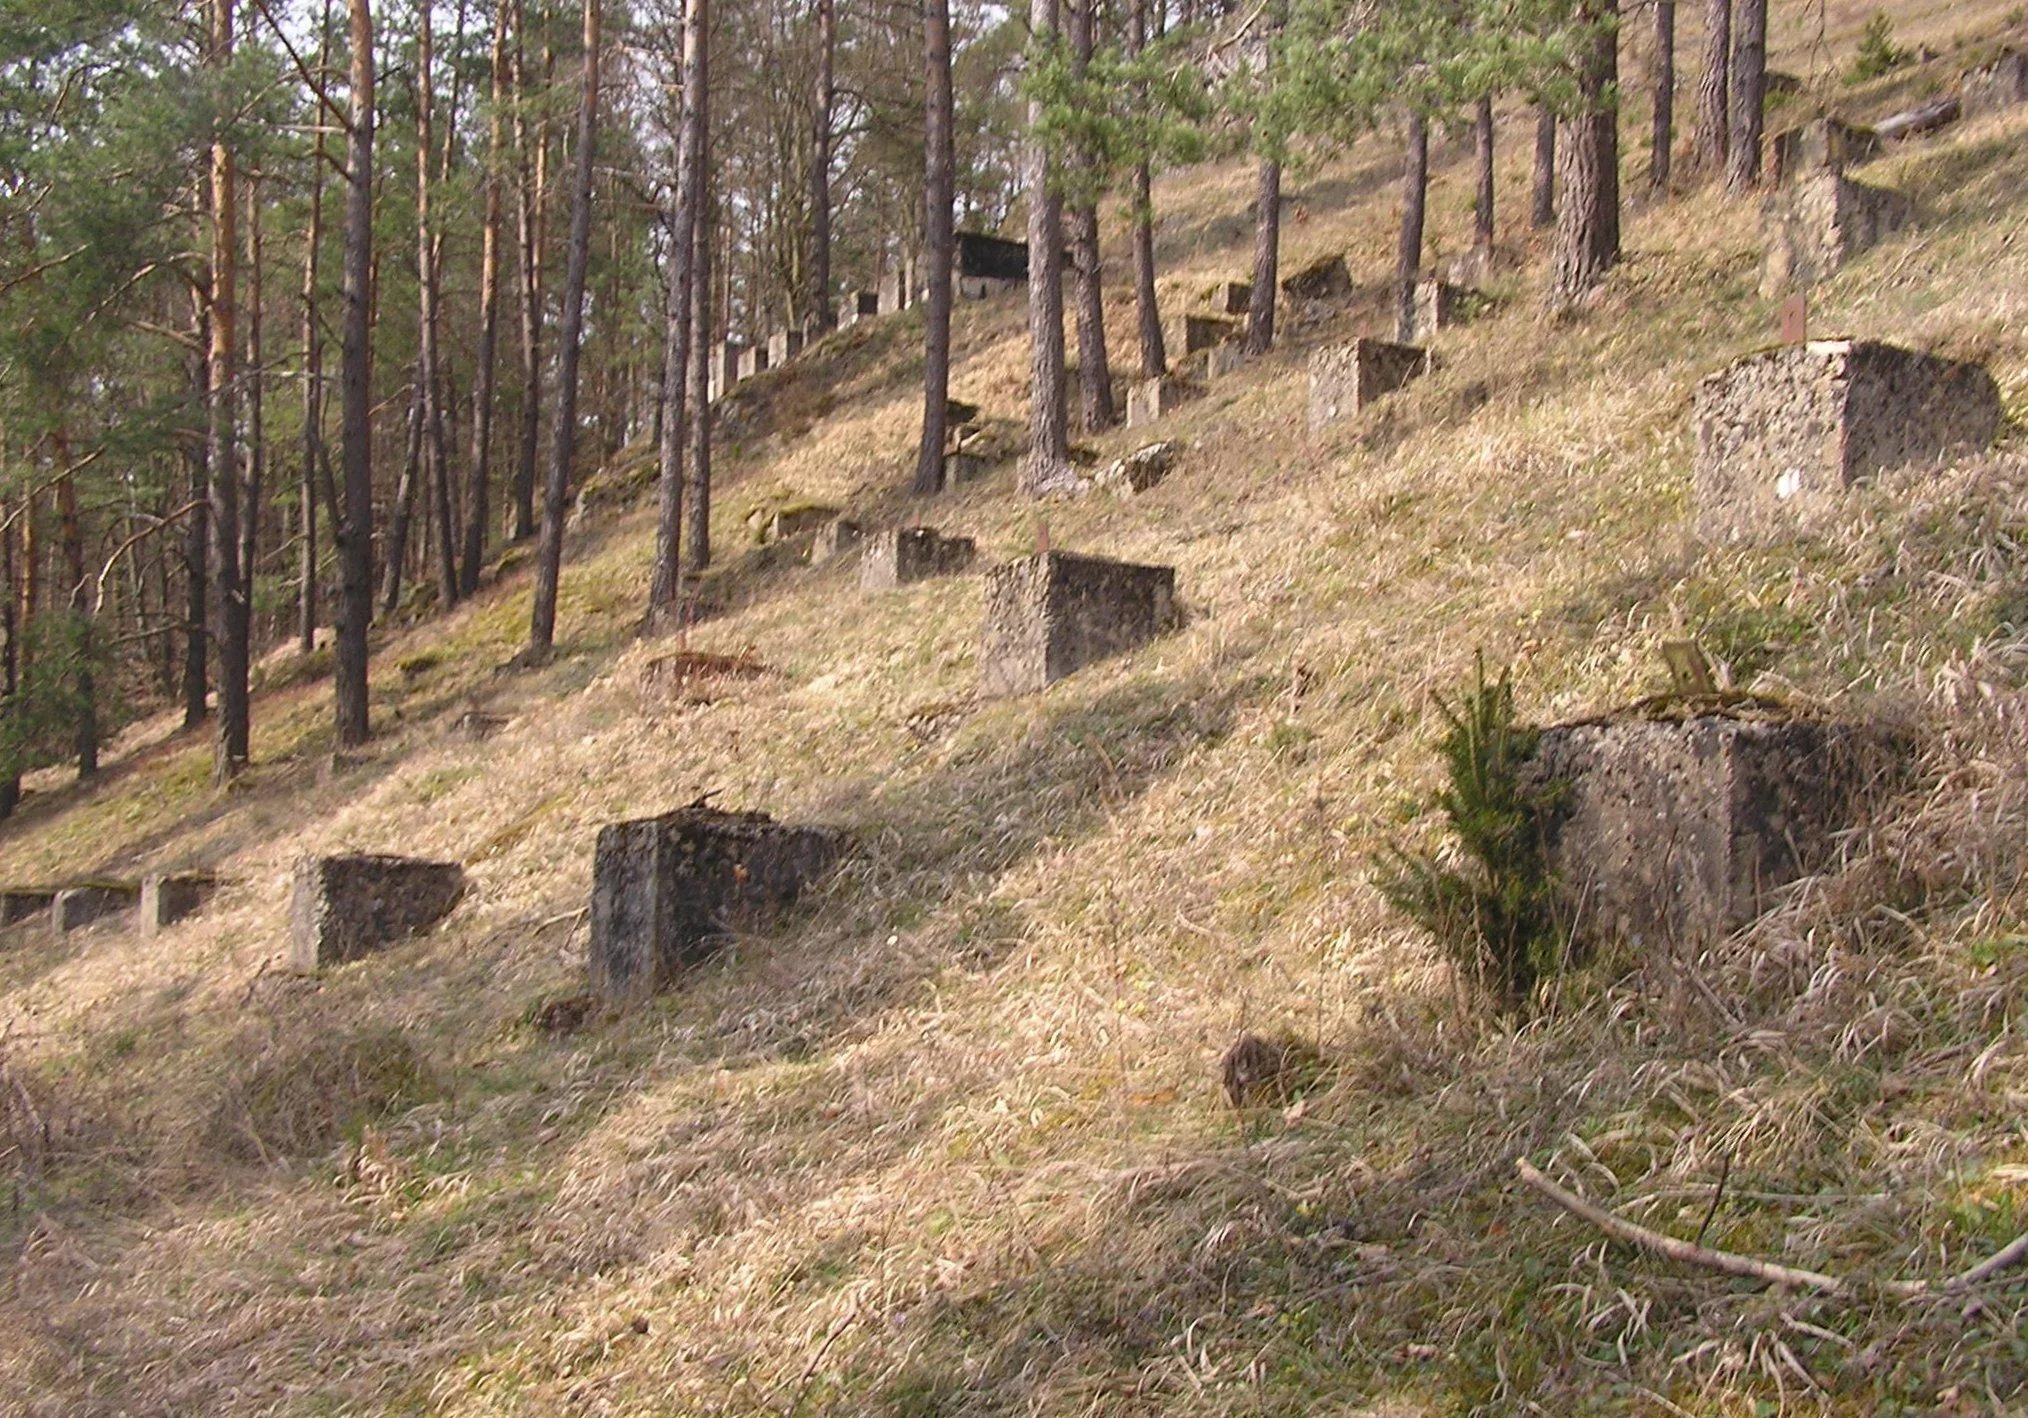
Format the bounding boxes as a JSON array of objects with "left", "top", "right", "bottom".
[{"left": 3, "top": 3, "right": 2028, "bottom": 1412}]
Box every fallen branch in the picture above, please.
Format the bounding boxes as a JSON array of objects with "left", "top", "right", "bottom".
[{"left": 1516, "top": 1159, "right": 2028, "bottom": 1301}]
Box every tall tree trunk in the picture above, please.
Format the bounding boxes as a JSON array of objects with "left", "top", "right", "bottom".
[
  {"left": 1692, "top": 0, "right": 1730, "bottom": 173},
  {"left": 335, "top": 0, "right": 376, "bottom": 748},
  {"left": 684, "top": 33, "right": 713, "bottom": 573},
  {"left": 1396, "top": 109, "right": 1429, "bottom": 342},
  {"left": 510, "top": 8, "right": 548, "bottom": 542},
  {"left": 463, "top": 1, "right": 508, "bottom": 596},
  {"left": 525, "top": 0, "right": 599, "bottom": 661},
  {"left": 381, "top": 370, "right": 425, "bottom": 612},
  {"left": 183, "top": 292, "right": 210, "bottom": 728},
  {"left": 1725, "top": 0, "right": 1765, "bottom": 194},
  {"left": 52, "top": 432, "right": 95, "bottom": 779},
  {"left": 1472, "top": 94, "right": 1495, "bottom": 254},
  {"left": 0, "top": 497, "right": 17, "bottom": 818},
  {"left": 1550, "top": 0, "right": 1621, "bottom": 306},
  {"left": 650, "top": 0, "right": 706, "bottom": 625},
  {"left": 1127, "top": 0, "right": 1164, "bottom": 377},
  {"left": 416, "top": 0, "right": 459, "bottom": 610},
  {"left": 808, "top": 0, "right": 835, "bottom": 331},
  {"left": 1530, "top": 103, "right": 1556, "bottom": 227},
  {"left": 1021, "top": 0, "right": 1071, "bottom": 495},
  {"left": 1067, "top": 0, "right": 1114, "bottom": 432},
  {"left": 1244, "top": 157, "right": 1279, "bottom": 354},
  {"left": 913, "top": 0, "right": 954, "bottom": 495},
  {"left": 300, "top": 0, "right": 332, "bottom": 651},
  {"left": 243, "top": 178, "right": 264, "bottom": 663},
  {"left": 1651, "top": 0, "right": 1676, "bottom": 191},
  {"left": 209, "top": 0, "right": 248, "bottom": 778}
]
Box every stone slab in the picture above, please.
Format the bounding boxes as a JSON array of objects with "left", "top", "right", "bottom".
[
  {"left": 1759, "top": 171, "right": 1913, "bottom": 296},
  {"left": 1692, "top": 339, "right": 2002, "bottom": 542},
  {"left": 1204, "top": 343, "right": 1249, "bottom": 380},
  {"left": 140, "top": 871, "right": 219, "bottom": 937},
  {"left": 979, "top": 551, "right": 1178, "bottom": 696},
  {"left": 289, "top": 854, "right": 467, "bottom": 972},
  {"left": 1125, "top": 375, "right": 1204, "bottom": 429},
  {"left": 1530, "top": 713, "right": 1900, "bottom": 951},
  {"left": 859, "top": 527, "right": 976, "bottom": 590},
  {"left": 52, "top": 883, "right": 139, "bottom": 934},
  {"left": 1306, "top": 339, "right": 1429, "bottom": 428},
  {"left": 589, "top": 805, "right": 848, "bottom": 1004}
]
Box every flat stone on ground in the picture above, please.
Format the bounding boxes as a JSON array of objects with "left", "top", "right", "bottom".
[
  {"left": 289, "top": 854, "right": 467, "bottom": 972},
  {"left": 1530, "top": 711, "right": 1901, "bottom": 951},
  {"left": 141, "top": 871, "right": 219, "bottom": 937},
  {"left": 589, "top": 805, "right": 848, "bottom": 1004},
  {"left": 979, "top": 551, "right": 1178, "bottom": 696},
  {"left": 1693, "top": 339, "right": 2002, "bottom": 541},
  {"left": 860, "top": 527, "right": 977, "bottom": 590},
  {"left": 1307, "top": 339, "right": 1429, "bottom": 428}
]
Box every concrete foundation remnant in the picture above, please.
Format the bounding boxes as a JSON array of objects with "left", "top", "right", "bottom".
[
  {"left": 978, "top": 551, "right": 1178, "bottom": 695},
  {"left": 289, "top": 855, "right": 467, "bottom": 972}
]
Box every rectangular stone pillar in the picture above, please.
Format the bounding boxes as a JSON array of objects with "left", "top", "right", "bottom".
[
  {"left": 1208, "top": 279, "right": 1252, "bottom": 315},
  {"left": 766, "top": 329, "right": 804, "bottom": 367},
  {"left": 1125, "top": 375, "right": 1204, "bottom": 429},
  {"left": 1, "top": 888, "right": 56, "bottom": 927},
  {"left": 589, "top": 806, "right": 848, "bottom": 1004},
  {"left": 839, "top": 290, "right": 880, "bottom": 327},
  {"left": 1180, "top": 314, "right": 1239, "bottom": 355},
  {"left": 736, "top": 344, "right": 769, "bottom": 381},
  {"left": 52, "top": 883, "right": 139, "bottom": 934},
  {"left": 1406, "top": 280, "right": 1475, "bottom": 341},
  {"left": 1280, "top": 252, "right": 1352, "bottom": 300},
  {"left": 810, "top": 517, "right": 864, "bottom": 564},
  {"left": 859, "top": 528, "right": 977, "bottom": 591},
  {"left": 140, "top": 871, "right": 219, "bottom": 937},
  {"left": 1306, "top": 339, "right": 1428, "bottom": 427},
  {"left": 289, "top": 855, "right": 467, "bottom": 972},
  {"left": 979, "top": 551, "right": 1178, "bottom": 696},
  {"left": 1692, "top": 340, "right": 2001, "bottom": 541},
  {"left": 1759, "top": 171, "right": 1913, "bottom": 296}
]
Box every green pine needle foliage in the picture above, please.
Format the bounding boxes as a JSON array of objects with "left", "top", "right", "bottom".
[
  {"left": 1374, "top": 654, "right": 1567, "bottom": 1014},
  {"left": 1849, "top": 13, "right": 1912, "bottom": 82}
]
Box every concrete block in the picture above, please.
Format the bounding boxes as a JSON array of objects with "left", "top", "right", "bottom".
[
  {"left": 1092, "top": 442, "right": 1178, "bottom": 496},
  {"left": 1692, "top": 340, "right": 2002, "bottom": 542},
  {"left": 766, "top": 329, "right": 805, "bottom": 367},
  {"left": 140, "top": 871, "right": 218, "bottom": 937},
  {"left": 1125, "top": 375, "right": 1204, "bottom": 429},
  {"left": 711, "top": 340, "right": 745, "bottom": 401},
  {"left": 1531, "top": 712, "right": 1901, "bottom": 950},
  {"left": 289, "top": 855, "right": 467, "bottom": 972},
  {"left": 1, "top": 888, "right": 56, "bottom": 927},
  {"left": 1280, "top": 252, "right": 1352, "bottom": 300},
  {"left": 1405, "top": 280, "right": 1478, "bottom": 341},
  {"left": 954, "top": 231, "right": 1028, "bottom": 282},
  {"left": 1180, "top": 314, "right": 1240, "bottom": 355},
  {"left": 767, "top": 504, "right": 842, "bottom": 542},
  {"left": 1204, "top": 343, "right": 1249, "bottom": 380},
  {"left": 979, "top": 551, "right": 1178, "bottom": 696},
  {"left": 1760, "top": 171, "right": 1913, "bottom": 295},
  {"left": 838, "top": 290, "right": 880, "bottom": 327},
  {"left": 589, "top": 805, "right": 848, "bottom": 1004},
  {"left": 1306, "top": 339, "right": 1429, "bottom": 427},
  {"left": 736, "top": 343, "right": 770, "bottom": 381},
  {"left": 859, "top": 527, "right": 977, "bottom": 590},
  {"left": 810, "top": 517, "right": 865, "bottom": 565},
  {"left": 1964, "top": 51, "right": 2028, "bottom": 116},
  {"left": 1769, "top": 117, "right": 1881, "bottom": 183},
  {"left": 1207, "top": 279, "right": 1253, "bottom": 315},
  {"left": 52, "top": 883, "right": 138, "bottom": 934}
]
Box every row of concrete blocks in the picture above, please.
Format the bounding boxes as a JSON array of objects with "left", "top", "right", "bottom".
[{"left": 1, "top": 872, "right": 220, "bottom": 938}]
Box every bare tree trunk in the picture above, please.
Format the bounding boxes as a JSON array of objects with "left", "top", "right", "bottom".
[
  {"left": 1066, "top": 0, "right": 1113, "bottom": 432},
  {"left": 300, "top": 0, "right": 332, "bottom": 651},
  {"left": 1531, "top": 104, "right": 1556, "bottom": 227},
  {"left": 1725, "top": 0, "right": 1765, "bottom": 194},
  {"left": 1128, "top": 0, "right": 1164, "bottom": 377},
  {"left": 209, "top": 0, "right": 248, "bottom": 778},
  {"left": 463, "top": 2, "right": 508, "bottom": 596},
  {"left": 335, "top": 0, "right": 376, "bottom": 746},
  {"left": 242, "top": 178, "right": 264, "bottom": 676},
  {"left": 808, "top": 0, "right": 835, "bottom": 331},
  {"left": 1551, "top": 0, "right": 1621, "bottom": 306},
  {"left": 415, "top": 0, "right": 458, "bottom": 610},
  {"left": 913, "top": 0, "right": 955, "bottom": 495},
  {"left": 650, "top": 0, "right": 707, "bottom": 624},
  {"left": 381, "top": 370, "right": 425, "bottom": 612},
  {"left": 1692, "top": 0, "right": 1730, "bottom": 173},
  {"left": 1472, "top": 94, "right": 1494, "bottom": 254},
  {"left": 1021, "top": 0, "right": 1071, "bottom": 495},
  {"left": 0, "top": 498, "right": 17, "bottom": 818},
  {"left": 684, "top": 60, "right": 713, "bottom": 575},
  {"left": 526, "top": 0, "right": 599, "bottom": 661},
  {"left": 1244, "top": 157, "right": 1279, "bottom": 354},
  {"left": 1651, "top": 0, "right": 1675, "bottom": 192},
  {"left": 510, "top": 7, "right": 547, "bottom": 542},
  {"left": 1396, "top": 109, "right": 1429, "bottom": 342},
  {"left": 183, "top": 290, "right": 210, "bottom": 728},
  {"left": 53, "top": 431, "right": 95, "bottom": 779}
]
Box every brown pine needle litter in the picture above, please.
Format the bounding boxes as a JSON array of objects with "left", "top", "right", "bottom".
[{"left": 5, "top": 7, "right": 2028, "bottom": 1412}]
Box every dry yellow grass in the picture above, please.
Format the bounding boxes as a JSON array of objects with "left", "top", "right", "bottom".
[{"left": 3, "top": 4, "right": 2028, "bottom": 1412}]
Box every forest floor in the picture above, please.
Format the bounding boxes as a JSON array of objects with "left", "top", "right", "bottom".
[{"left": 4, "top": 1, "right": 2028, "bottom": 1413}]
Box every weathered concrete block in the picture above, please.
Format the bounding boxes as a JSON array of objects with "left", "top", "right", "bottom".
[
  {"left": 736, "top": 344, "right": 770, "bottom": 381},
  {"left": 1126, "top": 375, "right": 1204, "bottom": 429},
  {"left": 1531, "top": 713, "right": 1900, "bottom": 951},
  {"left": 1204, "top": 343, "right": 1249, "bottom": 380},
  {"left": 1208, "top": 279, "right": 1253, "bottom": 315},
  {"left": 810, "top": 517, "right": 864, "bottom": 565},
  {"left": 589, "top": 806, "right": 848, "bottom": 1004},
  {"left": 1769, "top": 117, "right": 1881, "bottom": 183},
  {"left": 767, "top": 504, "right": 842, "bottom": 542},
  {"left": 288, "top": 855, "right": 467, "bottom": 972},
  {"left": 140, "top": 872, "right": 218, "bottom": 937},
  {"left": 1280, "top": 253, "right": 1352, "bottom": 301},
  {"left": 838, "top": 290, "right": 880, "bottom": 327},
  {"left": 766, "top": 329, "right": 805, "bottom": 367},
  {"left": 1964, "top": 51, "right": 2028, "bottom": 116},
  {"left": 1306, "top": 339, "right": 1429, "bottom": 428},
  {"left": 1, "top": 888, "right": 57, "bottom": 927},
  {"left": 1405, "top": 280, "right": 1478, "bottom": 341},
  {"left": 1092, "top": 442, "right": 1177, "bottom": 496},
  {"left": 859, "top": 527, "right": 976, "bottom": 590},
  {"left": 1180, "top": 314, "right": 1240, "bottom": 355},
  {"left": 1759, "top": 171, "right": 1913, "bottom": 295},
  {"left": 954, "top": 231, "right": 1028, "bottom": 282},
  {"left": 711, "top": 340, "right": 745, "bottom": 401},
  {"left": 1692, "top": 340, "right": 2002, "bottom": 542},
  {"left": 945, "top": 451, "right": 991, "bottom": 485},
  {"left": 52, "top": 883, "right": 139, "bottom": 934},
  {"left": 979, "top": 551, "right": 1178, "bottom": 696},
  {"left": 958, "top": 275, "right": 1022, "bottom": 300}
]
